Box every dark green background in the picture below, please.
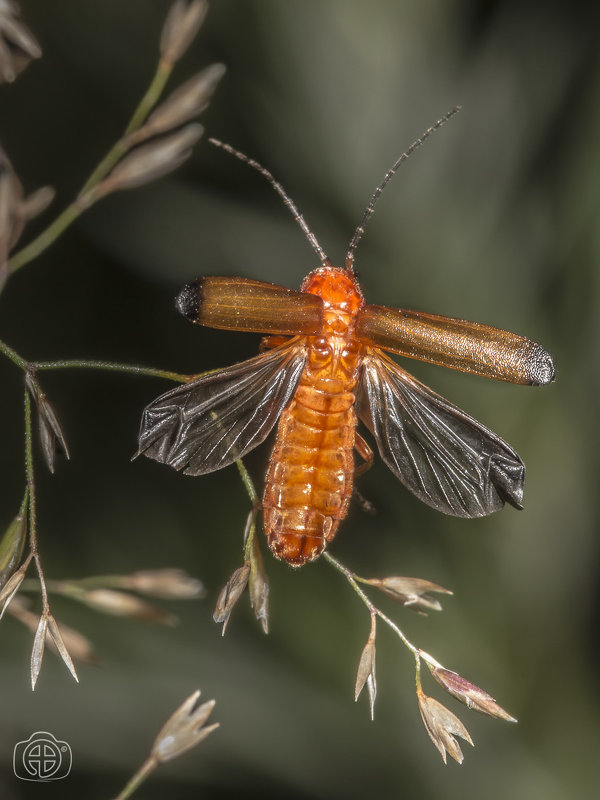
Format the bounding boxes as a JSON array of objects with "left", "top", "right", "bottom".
[{"left": 1, "top": 1, "right": 598, "bottom": 798}]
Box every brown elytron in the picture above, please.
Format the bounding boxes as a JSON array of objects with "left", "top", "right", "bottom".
[
  {"left": 137, "top": 112, "right": 555, "bottom": 567},
  {"left": 263, "top": 267, "right": 365, "bottom": 565}
]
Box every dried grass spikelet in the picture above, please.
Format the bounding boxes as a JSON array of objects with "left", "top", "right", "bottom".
[
  {"left": 417, "top": 687, "right": 473, "bottom": 765},
  {"left": 46, "top": 614, "right": 79, "bottom": 682},
  {"left": 133, "top": 64, "right": 226, "bottom": 144},
  {"left": 25, "top": 373, "right": 70, "bottom": 473},
  {"left": 30, "top": 612, "right": 47, "bottom": 689},
  {"left": 48, "top": 621, "right": 97, "bottom": 665},
  {"left": 98, "top": 123, "right": 203, "bottom": 195},
  {"left": 213, "top": 562, "right": 250, "bottom": 634},
  {"left": 30, "top": 610, "right": 79, "bottom": 689},
  {"left": 76, "top": 588, "right": 178, "bottom": 625},
  {"left": 354, "top": 614, "right": 377, "bottom": 719},
  {"left": 362, "top": 575, "right": 453, "bottom": 613},
  {"left": 8, "top": 595, "right": 94, "bottom": 666},
  {"left": 117, "top": 568, "right": 205, "bottom": 599},
  {"left": 248, "top": 532, "right": 269, "bottom": 634},
  {"left": 0, "top": 559, "right": 28, "bottom": 618},
  {"left": 0, "top": 146, "right": 54, "bottom": 284},
  {"left": 421, "top": 652, "right": 517, "bottom": 722},
  {"left": 0, "top": 0, "right": 41, "bottom": 83},
  {"left": 160, "top": 0, "right": 208, "bottom": 67},
  {"left": 0, "top": 505, "right": 27, "bottom": 590},
  {"left": 151, "top": 689, "right": 218, "bottom": 763},
  {"left": 114, "top": 690, "right": 218, "bottom": 798}
]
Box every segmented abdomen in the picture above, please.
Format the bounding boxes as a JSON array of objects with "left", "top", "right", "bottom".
[{"left": 263, "top": 366, "right": 359, "bottom": 566}]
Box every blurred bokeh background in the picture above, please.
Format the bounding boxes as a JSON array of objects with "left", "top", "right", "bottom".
[{"left": 1, "top": 0, "right": 599, "bottom": 797}]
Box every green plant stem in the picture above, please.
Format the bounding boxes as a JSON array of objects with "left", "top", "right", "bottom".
[
  {"left": 126, "top": 59, "right": 173, "bottom": 136},
  {"left": 237, "top": 460, "right": 262, "bottom": 563},
  {"left": 23, "top": 390, "right": 35, "bottom": 541},
  {"left": 6, "top": 58, "right": 173, "bottom": 279},
  {"left": 24, "top": 388, "right": 49, "bottom": 611},
  {"left": 79, "top": 140, "right": 129, "bottom": 197},
  {"left": 236, "top": 458, "right": 259, "bottom": 506},
  {"left": 114, "top": 755, "right": 158, "bottom": 800},
  {"left": 81, "top": 59, "right": 173, "bottom": 196},
  {"left": 25, "top": 579, "right": 85, "bottom": 601},
  {"left": 415, "top": 652, "right": 423, "bottom": 692},
  {"left": 33, "top": 359, "right": 190, "bottom": 383},
  {"left": 20, "top": 575, "right": 133, "bottom": 592},
  {"left": 0, "top": 337, "right": 190, "bottom": 383},
  {"left": 243, "top": 509, "right": 258, "bottom": 561},
  {"left": 0, "top": 337, "right": 28, "bottom": 369},
  {"left": 6, "top": 197, "right": 92, "bottom": 276},
  {"left": 18, "top": 487, "right": 29, "bottom": 518}
]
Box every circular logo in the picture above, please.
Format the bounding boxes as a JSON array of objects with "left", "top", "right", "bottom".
[
  {"left": 22, "top": 736, "right": 62, "bottom": 779},
  {"left": 14, "top": 732, "right": 71, "bottom": 781}
]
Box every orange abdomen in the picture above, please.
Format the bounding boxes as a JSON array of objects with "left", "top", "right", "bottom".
[
  {"left": 263, "top": 374, "right": 358, "bottom": 565},
  {"left": 263, "top": 266, "right": 366, "bottom": 566}
]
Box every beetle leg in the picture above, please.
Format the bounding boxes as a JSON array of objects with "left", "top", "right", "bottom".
[
  {"left": 354, "top": 432, "right": 374, "bottom": 477},
  {"left": 353, "top": 432, "right": 376, "bottom": 514},
  {"left": 260, "top": 335, "right": 292, "bottom": 352}
]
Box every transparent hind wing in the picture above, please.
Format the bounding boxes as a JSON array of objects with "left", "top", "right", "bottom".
[
  {"left": 358, "top": 350, "right": 524, "bottom": 517},
  {"left": 137, "top": 341, "right": 307, "bottom": 476}
]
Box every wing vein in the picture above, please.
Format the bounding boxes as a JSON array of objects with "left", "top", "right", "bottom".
[{"left": 357, "top": 350, "right": 525, "bottom": 517}]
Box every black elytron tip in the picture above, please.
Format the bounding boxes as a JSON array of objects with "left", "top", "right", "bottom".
[
  {"left": 528, "top": 344, "right": 556, "bottom": 386},
  {"left": 175, "top": 279, "right": 200, "bottom": 322}
]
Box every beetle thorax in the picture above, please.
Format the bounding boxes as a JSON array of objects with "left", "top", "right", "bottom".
[{"left": 301, "top": 266, "right": 364, "bottom": 338}]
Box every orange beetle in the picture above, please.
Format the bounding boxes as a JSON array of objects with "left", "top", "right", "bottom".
[{"left": 137, "top": 112, "right": 555, "bottom": 566}]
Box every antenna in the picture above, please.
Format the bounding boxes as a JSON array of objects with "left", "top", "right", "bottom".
[
  {"left": 345, "top": 106, "right": 461, "bottom": 271},
  {"left": 208, "top": 138, "right": 330, "bottom": 268}
]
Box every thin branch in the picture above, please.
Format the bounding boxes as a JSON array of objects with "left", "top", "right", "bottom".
[
  {"left": 33, "top": 359, "right": 190, "bottom": 384},
  {"left": 125, "top": 60, "right": 173, "bottom": 137},
  {"left": 0, "top": 337, "right": 192, "bottom": 384},
  {"left": 6, "top": 195, "right": 93, "bottom": 276},
  {"left": 81, "top": 59, "right": 173, "bottom": 196},
  {"left": 236, "top": 458, "right": 259, "bottom": 506},
  {"left": 114, "top": 756, "right": 158, "bottom": 800},
  {"left": 242, "top": 508, "right": 259, "bottom": 562},
  {"left": 0, "top": 337, "right": 28, "bottom": 370},
  {"left": 24, "top": 387, "right": 48, "bottom": 612},
  {"left": 6, "top": 58, "right": 174, "bottom": 278},
  {"left": 323, "top": 552, "right": 419, "bottom": 657}
]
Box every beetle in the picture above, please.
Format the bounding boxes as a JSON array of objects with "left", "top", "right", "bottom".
[{"left": 136, "top": 111, "right": 555, "bottom": 567}]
